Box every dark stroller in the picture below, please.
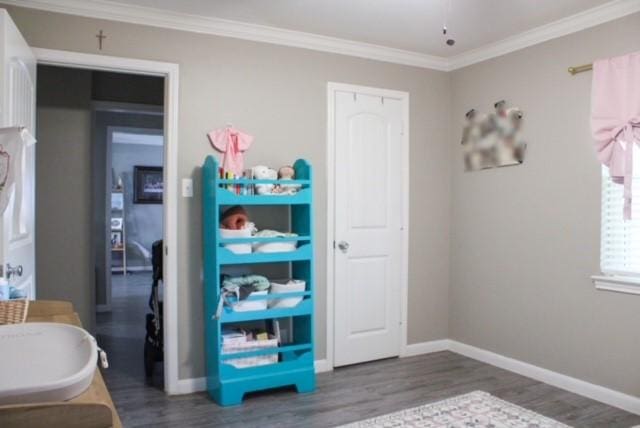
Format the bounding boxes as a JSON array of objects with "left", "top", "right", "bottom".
[{"left": 144, "top": 240, "right": 164, "bottom": 378}]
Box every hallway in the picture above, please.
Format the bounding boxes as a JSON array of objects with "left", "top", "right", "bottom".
[{"left": 96, "top": 272, "right": 164, "bottom": 392}]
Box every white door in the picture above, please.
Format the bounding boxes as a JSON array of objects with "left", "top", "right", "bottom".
[
  {"left": 333, "top": 87, "right": 405, "bottom": 367},
  {"left": 0, "top": 10, "right": 37, "bottom": 298}
]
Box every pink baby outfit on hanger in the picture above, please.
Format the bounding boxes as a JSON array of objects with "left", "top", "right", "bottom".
[
  {"left": 591, "top": 51, "right": 640, "bottom": 220},
  {"left": 208, "top": 127, "right": 254, "bottom": 176}
]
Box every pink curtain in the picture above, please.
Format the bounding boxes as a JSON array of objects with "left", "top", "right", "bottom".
[{"left": 591, "top": 51, "right": 640, "bottom": 220}]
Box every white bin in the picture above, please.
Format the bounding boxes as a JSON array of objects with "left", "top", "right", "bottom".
[
  {"left": 253, "top": 240, "right": 297, "bottom": 253},
  {"left": 269, "top": 280, "right": 306, "bottom": 309},
  {"left": 220, "top": 228, "right": 252, "bottom": 254},
  {"left": 233, "top": 290, "right": 268, "bottom": 312},
  {"left": 222, "top": 337, "right": 278, "bottom": 368}
]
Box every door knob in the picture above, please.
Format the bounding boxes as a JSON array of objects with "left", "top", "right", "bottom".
[
  {"left": 337, "top": 241, "right": 350, "bottom": 252},
  {"left": 6, "top": 264, "right": 23, "bottom": 279}
]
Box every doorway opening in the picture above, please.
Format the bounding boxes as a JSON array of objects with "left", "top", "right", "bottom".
[{"left": 36, "top": 64, "right": 167, "bottom": 390}]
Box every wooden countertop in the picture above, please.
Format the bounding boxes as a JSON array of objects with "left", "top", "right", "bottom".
[{"left": 0, "top": 300, "right": 122, "bottom": 428}]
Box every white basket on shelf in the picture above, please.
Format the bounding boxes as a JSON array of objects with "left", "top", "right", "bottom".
[
  {"left": 253, "top": 240, "right": 297, "bottom": 253},
  {"left": 220, "top": 228, "right": 252, "bottom": 254},
  {"left": 222, "top": 337, "right": 278, "bottom": 368},
  {"left": 232, "top": 290, "right": 268, "bottom": 312},
  {"left": 269, "top": 279, "right": 306, "bottom": 309}
]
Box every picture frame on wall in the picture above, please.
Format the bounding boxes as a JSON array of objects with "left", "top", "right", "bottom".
[
  {"left": 111, "top": 217, "right": 123, "bottom": 231},
  {"left": 133, "top": 165, "right": 163, "bottom": 204},
  {"left": 111, "top": 192, "right": 124, "bottom": 210},
  {"left": 111, "top": 231, "right": 123, "bottom": 249}
]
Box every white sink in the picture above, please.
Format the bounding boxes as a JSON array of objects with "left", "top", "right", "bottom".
[{"left": 0, "top": 322, "right": 97, "bottom": 405}]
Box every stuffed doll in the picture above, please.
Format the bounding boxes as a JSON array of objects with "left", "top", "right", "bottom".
[
  {"left": 272, "top": 165, "right": 300, "bottom": 195},
  {"left": 252, "top": 165, "right": 277, "bottom": 195},
  {"left": 278, "top": 165, "right": 295, "bottom": 180},
  {"left": 220, "top": 205, "right": 249, "bottom": 230}
]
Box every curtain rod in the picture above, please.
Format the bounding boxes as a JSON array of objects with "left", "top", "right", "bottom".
[{"left": 568, "top": 63, "right": 592, "bottom": 75}]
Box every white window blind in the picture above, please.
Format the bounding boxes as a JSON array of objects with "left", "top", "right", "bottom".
[{"left": 600, "top": 145, "right": 640, "bottom": 277}]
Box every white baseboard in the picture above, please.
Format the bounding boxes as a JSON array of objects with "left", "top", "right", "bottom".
[
  {"left": 314, "top": 359, "right": 332, "bottom": 373},
  {"left": 173, "top": 376, "right": 207, "bottom": 395},
  {"left": 170, "top": 340, "right": 640, "bottom": 416},
  {"left": 449, "top": 340, "right": 640, "bottom": 416},
  {"left": 174, "top": 359, "right": 332, "bottom": 394},
  {"left": 403, "top": 339, "right": 450, "bottom": 357}
]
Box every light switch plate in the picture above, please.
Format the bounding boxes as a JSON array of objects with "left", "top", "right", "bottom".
[{"left": 182, "top": 178, "right": 193, "bottom": 197}]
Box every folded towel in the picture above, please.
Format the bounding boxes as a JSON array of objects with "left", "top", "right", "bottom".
[
  {"left": 253, "top": 230, "right": 297, "bottom": 239},
  {"left": 215, "top": 275, "right": 270, "bottom": 319}
]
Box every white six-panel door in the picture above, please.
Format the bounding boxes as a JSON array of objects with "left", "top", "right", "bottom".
[
  {"left": 0, "top": 10, "right": 37, "bottom": 298},
  {"left": 333, "top": 88, "right": 405, "bottom": 367}
]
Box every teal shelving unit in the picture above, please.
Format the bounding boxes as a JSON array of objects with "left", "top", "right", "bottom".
[{"left": 202, "top": 156, "right": 316, "bottom": 406}]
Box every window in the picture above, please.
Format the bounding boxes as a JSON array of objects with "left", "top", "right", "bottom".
[{"left": 600, "top": 145, "right": 640, "bottom": 279}]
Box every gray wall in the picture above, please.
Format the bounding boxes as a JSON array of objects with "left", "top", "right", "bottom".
[
  {"left": 16, "top": 1, "right": 640, "bottom": 397},
  {"left": 36, "top": 65, "right": 94, "bottom": 328},
  {"left": 94, "top": 111, "right": 163, "bottom": 306},
  {"left": 112, "top": 141, "right": 163, "bottom": 267},
  {"left": 449, "top": 13, "right": 640, "bottom": 397},
  {"left": 6, "top": 5, "right": 451, "bottom": 380},
  {"left": 37, "top": 64, "right": 164, "bottom": 315}
]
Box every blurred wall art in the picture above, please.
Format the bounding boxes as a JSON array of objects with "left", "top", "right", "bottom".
[{"left": 461, "top": 100, "right": 526, "bottom": 171}]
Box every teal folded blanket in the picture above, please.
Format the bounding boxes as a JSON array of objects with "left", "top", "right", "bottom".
[
  {"left": 215, "top": 274, "right": 271, "bottom": 319},
  {"left": 221, "top": 274, "right": 270, "bottom": 291}
]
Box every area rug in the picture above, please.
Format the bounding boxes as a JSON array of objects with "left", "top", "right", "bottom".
[{"left": 338, "top": 391, "right": 571, "bottom": 428}]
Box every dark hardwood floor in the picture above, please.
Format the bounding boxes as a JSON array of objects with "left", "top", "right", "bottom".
[
  {"left": 97, "top": 274, "right": 640, "bottom": 427},
  {"left": 96, "top": 272, "right": 164, "bottom": 390}
]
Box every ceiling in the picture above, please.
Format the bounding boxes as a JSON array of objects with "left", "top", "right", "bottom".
[
  {"left": 11, "top": 0, "right": 638, "bottom": 69},
  {"left": 105, "top": 0, "right": 611, "bottom": 57},
  {"left": 112, "top": 131, "right": 163, "bottom": 147}
]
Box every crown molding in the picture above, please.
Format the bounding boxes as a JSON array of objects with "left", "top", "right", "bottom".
[
  {"left": 2, "top": 0, "right": 639, "bottom": 72},
  {"left": 1, "top": 0, "right": 449, "bottom": 70},
  {"left": 447, "top": 0, "right": 640, "bottom": 70}
]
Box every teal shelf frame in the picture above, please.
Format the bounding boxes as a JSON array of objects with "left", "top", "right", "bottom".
[{"left": 202, "top": 156, "right": 316, "bottom": 406}]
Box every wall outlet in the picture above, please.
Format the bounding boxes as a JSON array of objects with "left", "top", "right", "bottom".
[{"left": 182, "top": 178, "right": 193, "bottom": 197}]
